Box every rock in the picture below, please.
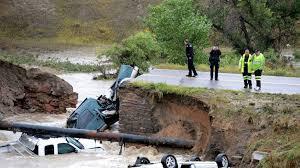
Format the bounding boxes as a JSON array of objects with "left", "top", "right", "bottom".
[
  {"left": 0, "top": 60, "right": 78, "bottom": 115},
  {"left": 44, "top": 104, "right": 55, "bottom": 113},
  {"left": 252, "top": 151, "right": 269, "bottom": 161}
]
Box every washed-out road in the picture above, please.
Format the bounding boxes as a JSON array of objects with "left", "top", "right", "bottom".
[{"left": 136, "top": 69, "right": 300, "bottom": 95}]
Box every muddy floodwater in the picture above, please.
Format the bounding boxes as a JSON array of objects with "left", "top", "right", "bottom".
[
  {"left": 58, "top": 73, "right": 114, "bottom": 103},
  {"left": 0, "top": 73, "right": 192, "bottom": 168}
]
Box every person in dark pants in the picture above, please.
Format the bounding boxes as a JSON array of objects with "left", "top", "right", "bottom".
[
  {"left": 209, "top": 46, "right": 221, "bottom": 80},
  {"left": 239, "top": 49, "right": 253, "bottom": 89},
  {"left": 184, "top": 39, "right": 198, "bottom": 77}
]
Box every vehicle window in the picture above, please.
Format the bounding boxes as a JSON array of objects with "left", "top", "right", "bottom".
[
  {"left": 66, "top": 137, "right": 84, "bottom": 149},
  {"left": 58, "top": 143, "right": 76, "bottom": 154},
  {"left": 77, "top": 109, "right": 94, "bottom": 128},
  {"left": 33, "top": 145, "right": 38, "bottom": 155},
  {"left": 45, "top": 145, "right": 54, "bottom": 155},
  {"left": 181, "top": 164, "right": 195, "bottom": 168}
]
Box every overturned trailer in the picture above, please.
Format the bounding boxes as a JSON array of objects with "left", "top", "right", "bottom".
[{"left": 0, "top": 121, "right": 195, "bottom": 149}]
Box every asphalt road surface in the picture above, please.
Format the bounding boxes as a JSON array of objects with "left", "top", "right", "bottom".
[{"left": 136, "top": 69, "right": 300, "bottom": 95}]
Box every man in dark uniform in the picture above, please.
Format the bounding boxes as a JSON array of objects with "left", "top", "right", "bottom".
[
  {"left": 209, "top": 46, "right": 221, "bottom": 80},
  {"left": 184, "top": 39, "right": 198, "bottom": 77}
]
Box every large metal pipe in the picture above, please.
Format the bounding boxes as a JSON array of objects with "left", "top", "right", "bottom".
[{"left": 0, "top": 121, "right": 194, "bottom": 149}]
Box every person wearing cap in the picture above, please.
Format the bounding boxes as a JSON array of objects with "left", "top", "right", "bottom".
[
  {"left": 184, "top": 39, "right": 198, "bottom": 77},
  {"left": 209, "top": 46, "right": 221, "bottom": 80},
  {"left": 239, "top": 49, "right": 253, "bottom": 89},
  {"left": 252, "top": 49, "right": 265, "bottom": 91}
]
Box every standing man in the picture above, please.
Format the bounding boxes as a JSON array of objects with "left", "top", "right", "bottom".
[
  {"left": 209, "top": 46, "right": 221, "bottom": 80},
  {"left": 184, "top": 39, "right": 198, "bottom": 77},
  {"left": 252, "top": 49, "right": 265, "bottom": 91},
  {"left": 239, "top": 49, "right": 253, "bottom": 89}
]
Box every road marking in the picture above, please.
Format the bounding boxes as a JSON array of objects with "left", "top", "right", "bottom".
[{"left": 141, "top": 74, "right": 300, "bottom": 87}]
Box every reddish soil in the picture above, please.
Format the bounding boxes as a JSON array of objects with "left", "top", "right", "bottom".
[
  {"left": 119, "top": 87, "right": 212, "bottom": 154},
  {"left": 0, "top": 60, "right": 77, "bottom": 118},
  {"left": 153, "top": 97, "right": 212, "bottom": 154}
]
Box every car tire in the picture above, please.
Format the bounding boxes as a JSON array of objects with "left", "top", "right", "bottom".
[
  {"left": 215, "top": 153, "right": 229, "bottom": 168},
  {"left": 161, "top": 154, "right": 178, "bottom": 168},
  {"left": 190, "top": 156, "right": 201, "bottom": 161},
  {"left": 135, "top": 157, "right": 151, "bottom": 165}
]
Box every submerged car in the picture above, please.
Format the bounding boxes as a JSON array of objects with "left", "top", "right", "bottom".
[
  {"left": 129, "top": 154, "right": 230, "bottom": 168},
  {"left": 0, "top": 133, "right": 103, "bottom": 156},
  {"left": 0, "top": 65, "right": 139, "bottom": 157},
  {"left": 66, "top": 64, "right": 139, "bottom": 131}
]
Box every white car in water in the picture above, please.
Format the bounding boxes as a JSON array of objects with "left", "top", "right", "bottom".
[
  {"left": 129, "top": 154, "right": 230, "bottom": 168},
  {"left": 0, "top": 133, "right": 103, "bottom": 156}
]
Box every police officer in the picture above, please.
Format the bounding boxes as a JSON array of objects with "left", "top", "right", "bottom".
[
  {"left": 239, "top": 49, "right": 253, "bottom": 89},
  {"left": 252, "top": 49, "right": 265, "bottom": 91},
  {"left": 184, "top": 39, "right": 198, "bottom": 77},
  {"left": 209, "top": 46, "right": 221, "bottom": 80}
]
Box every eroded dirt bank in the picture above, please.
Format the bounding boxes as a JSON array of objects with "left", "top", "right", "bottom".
[
  {"left": 119, "top": 86, "right": 212, "bottom": 155},
  {"left": 118, "top": 84, "right": 300, "bottom": 167},
  {"left": 0, "top": 60, "right": 77, "bottom": 119}
]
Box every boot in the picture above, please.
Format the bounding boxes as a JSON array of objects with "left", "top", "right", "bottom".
[
  {"left": 255, "top": 80, "right": 261, "bottom": 91},
  {"left": 244, "top": 80, "right": 248, "bottom": 88},
  {"left": 248, "top": 80, "right": 252, "bottom": 89}
]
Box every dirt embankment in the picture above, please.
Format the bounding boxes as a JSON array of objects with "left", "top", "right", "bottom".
[
  {"left": 118, "top": 84, "right": 300, "bottom": 167},
  {"left": 118, "top": 86, "right": 212, "bottom": 155},
  {"left": 0, "top": 60, "right": 77, "bottom": 119}
]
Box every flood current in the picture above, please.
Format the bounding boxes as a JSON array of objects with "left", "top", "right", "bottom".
[{"left": 0, "top": 73, "right": 192, "bottom": 168}]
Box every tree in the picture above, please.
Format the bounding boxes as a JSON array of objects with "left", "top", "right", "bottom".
[
  {"left": 145, "top": 0, "right": 211, "bottom": 64},
  {"left": 200, "top": 0, "right": 299, "bottom": 53},
  {"left": 105, "top": 31, "right": 161, "bottom": 72}
]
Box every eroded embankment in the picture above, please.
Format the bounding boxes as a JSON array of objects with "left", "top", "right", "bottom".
[
  {"left": 0, "top": 60, "right": 77, "bottom": 119},
  {"left": 118, "top": 83, "right": 300, "bottom": 167},
  {"left": 118, "top": 85, "right": 212, "bottom": 155}
]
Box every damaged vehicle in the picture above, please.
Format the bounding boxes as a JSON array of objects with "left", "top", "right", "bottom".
[
  {"left": 66, "top": 64, "right": 139, "bottom": 131},
  {"left": 0, "top": 64, "right": 139, "bottom": 157},
  {"left": 0, "top": 133, "right": 103, "bottom": 156},
  {"left": 129, "top": 153, "right": 230, "bottom": 168}
]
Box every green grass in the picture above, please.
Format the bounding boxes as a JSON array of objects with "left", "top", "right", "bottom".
[
  {"left": 0, "top": 36, "right": 113, "bottom": 51},
  {"left": 155, "top": 47, "right": 300, "bottom": 77},
  {"left": 55, "top": 18, "right": 115, "bottom": 44},
  {"left": 259, "top": 142, "right": 300, "bottom": 168},
  {"left": 131, "top": 81, "right": 207, "bottom": 96},
  {"left": 295, "top": 21, "right": 300, "bottom": 49},
  {"left": 130, "top": 82, "right": 300, "bottom": 167},
  {"left": 155, "top": 63, "right": 300, "bottom": 77},
  {"left": 248, "top": 130, "right": 300, "bottom": 168},
  {"left": 295, "top": 50, "right": 300, "bottom": 61},
  {"left": 0, "top": 51, "right": 100, "bottom": 73}
]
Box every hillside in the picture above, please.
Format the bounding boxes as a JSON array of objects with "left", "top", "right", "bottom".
[{"left": 0, "top": 0, "right": 161, "bottom": 43}]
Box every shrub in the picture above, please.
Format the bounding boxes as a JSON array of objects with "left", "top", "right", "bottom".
[
  {"left": 264, "top": 48, "right": 282, "bottom": 68},
  {"left": 220, "top": 52, "right": 240, "bottom": 66},
  {"left": 294, "top": 50, "right": 300, "bottom": 60},
  {"left": 145, "top": 0, "right": 211, "bottom": 64},
  {"left": 105, "top": 31, "right": 161, "bottom": 72}
]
